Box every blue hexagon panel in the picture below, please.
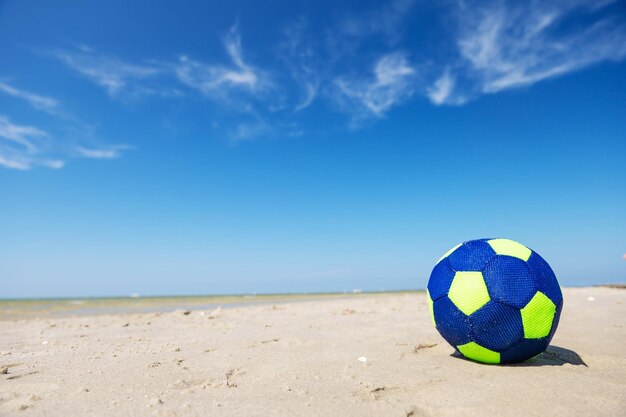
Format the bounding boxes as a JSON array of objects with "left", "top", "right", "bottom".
[
  {"left": 432, "top": 296, "right": 472, "bottom": 347},
  {"left": 446, "top": 239, "right": 496, "bottom": 272},
  {"left": 527, "top": 252, "right": 563, "bottom": 306},
  {"left": 483, "top": 255, "right": 537, "bottom": 308},
  {"left": 427, "top": 259, "right": 456, "bottom": 301},
  {"left": 469, "top": 301, "right": 524, "bottom": 351}
]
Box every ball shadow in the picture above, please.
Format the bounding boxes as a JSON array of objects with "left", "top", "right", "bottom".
[
  {"left": 450, "top": 345, "right": 588, "bottom": 367},
  {"left": 510, "top": 345, "right": 588, "bottom": 367}
]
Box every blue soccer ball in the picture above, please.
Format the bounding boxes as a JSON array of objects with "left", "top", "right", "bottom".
[{"left": 427, "top": 238, "right": 563, "bottom": 364}]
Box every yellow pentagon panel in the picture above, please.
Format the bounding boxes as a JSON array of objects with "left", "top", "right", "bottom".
[
  {"left": 487, "top": 238, "right": 532, "bottom": 261},
  {"left": 448, "top": 271, "right": 490, "bottom": 316},
  {"left": 457, "top": 342, "right": 500, "bottom": 364},
  {"left": 426, "top": 290, "right": 436, "bottom": 327},
  {"left": 437, "top": 243, "right": 462, "bottom": 264},
  {"left": 521, "top": 291, "right": 557, "bottom": 338}
]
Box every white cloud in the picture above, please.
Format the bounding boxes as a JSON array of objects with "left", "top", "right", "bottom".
[
  {"left": 43, "top": 159, "right": 65, "bottom": 169},
  {"left": 335, "top": 52, "right": 416, "bottom": 117},
  {"left": 437, "top": 0, "right": 626, "bottom": 103},
  {"left": 0, "top": 115, "right": 47, "bottom": 153},
  {"left": 0, "top": 154, "right": 30, "bottom": 170},
  {"left": 51, "top": 48, "right": 162, "bottom": 97},
  {"left": 427, "top": 70, "right": 455, "bottom": 105},
  {"left": 0, "top": 116, "right": 57, "bottom": 170},
  {"left": 0, "top": 115, "right": 129, "bottom": 170},
  {"left": 51, "top": 26, "right": 267, "bottom": 103},
  {"left": 230, "top": 121, "right": 271, "bottom": 144},
  {"left": 0, "top": 81, "right": 59, "bottom": 113},
  {"left": 279, "top": 18, "right": 322, "bottom": 111},
  {"left": 76, "top": 145, "right": 128, "bottom": 159},
  {"left": 295, "top": 83, "right": 318, "bottom": 111},
  {"left": 426, "top": 69, "right": 469, "bottom": 106},
  {"left": 174, "top": 25, "right": 266, "bottom": 97}
]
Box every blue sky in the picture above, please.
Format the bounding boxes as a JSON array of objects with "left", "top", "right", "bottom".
[{"left": 1, "top": 0, "right": 625, "bottom": 298}]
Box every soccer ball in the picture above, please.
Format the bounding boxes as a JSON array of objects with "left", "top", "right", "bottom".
[{"left": 427, "top": 238, "right": 563, "bottom": 364}]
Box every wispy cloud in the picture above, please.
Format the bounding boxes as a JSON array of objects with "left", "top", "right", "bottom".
[
  {"left": 427, "top": 70, "right": 453, "bottom": 106},
  {"left": 0, "top": 113, "right": 130, "bottom": 170},
  {"left": 76, "top": 144, "right": 129, "bottom": 159},
  {"left": 229, "top": 121, "right": 271, "bottom": 144},
  {"left": 0, "top": 81, "right": 59, "bottom": 113},
  {"left": 51, "top": 26, "right": 270, "bottom": 107},
  {"left": 51, "top": 46, "right": 163, "bottom": 97},
  {"left": 0, "top": 115, "right": 63, "bottom": 170},
  {"left": 427, "top": 69, "right": 465, "bottom": 106},
  {"left": 280, "top": 2, "right": 422, "bottom": 118},
  {"left": 0, "top": 75, "right": 133, "bottom": 170},
  {"left": 173, "top": 25, "right": 295, "bottom": 141},
  {"left": 279, "top": 18, "right": 323, "bottom": 111},
  {"left": 0, "top": 154, "right": 32, "bottom": 170},
  {"left": 174, "top": 25, "right": 268, "bottom": 99},
  {"left": 335, "top": 52, "right": 417, "bottom": 118},
  {"left": 0, "top": 115, "right": 48, "bottom": 152},
  {"left": 431, "top": 0, "right": 626, "bottom": 104}
]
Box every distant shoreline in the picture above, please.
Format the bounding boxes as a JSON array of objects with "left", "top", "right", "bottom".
[
  {"left": 2, "top": 283, "right": 623, "bottom": 302},
  {"left": 0, "top": 290, "right": 423, "bottom": 320},
  {"left": 0, "top": 288, "right": 423, "bottom": 302},
  {"left": 1, "top": 285, "right": 622, "bottom": 320}
]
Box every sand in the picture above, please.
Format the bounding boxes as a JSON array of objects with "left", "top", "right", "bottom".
[{"left": 0, "top": 287, "right": 624, "bottom": 417}]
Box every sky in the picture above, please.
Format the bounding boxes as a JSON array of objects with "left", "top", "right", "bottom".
[{"left": 1, "top": 0, "right": 625, "bottom": 298}]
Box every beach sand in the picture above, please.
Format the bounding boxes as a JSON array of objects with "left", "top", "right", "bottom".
[{"left": 1, "top": 287, "right": 624, "bottom": 416}]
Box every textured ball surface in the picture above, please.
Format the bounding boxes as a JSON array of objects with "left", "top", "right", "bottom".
[{"left": 427, "top": 238, "right": 563, "bottom": 364}]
